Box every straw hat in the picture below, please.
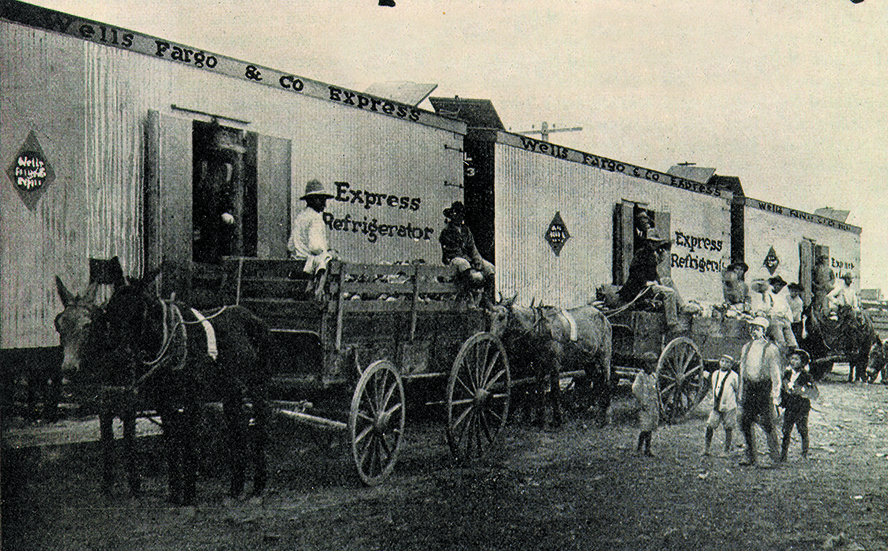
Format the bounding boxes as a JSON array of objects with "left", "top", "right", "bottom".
[
  {"left": 646, "top": 229, "right": 671, "bottom": 248},
  {"left": 300, "top": 179, "right": 334, "bottom": 200}
]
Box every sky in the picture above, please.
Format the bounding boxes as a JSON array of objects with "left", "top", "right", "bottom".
[{"left": 26, "top": 0, "right": 888, "bottom": 294}]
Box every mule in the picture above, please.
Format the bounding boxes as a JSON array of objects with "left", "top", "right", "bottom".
[
  {"left": 55, "top": 276, "right": 144, "bottom": 494},
  {"left": 94, "top": 270, "right": 273, "bottom": 505},
  {"left": 831, "top": 305, "right": 880, "bottom": 383},
  {"left": 866, "top": 338, "right": 888, "bottom": 384},
  {"left": 488, "top": 295, "right": 612, "bottom": 428}
]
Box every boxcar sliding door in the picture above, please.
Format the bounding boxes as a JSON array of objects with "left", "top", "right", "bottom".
[
  {"left": 145, "top": 110, "right": 192, "bottom": 300},
  {"left": 146, "top": 110, "right": 292, "bottom": 301},
  {"left": 255, "top": 134, "right": 291, "bottom": 259}
]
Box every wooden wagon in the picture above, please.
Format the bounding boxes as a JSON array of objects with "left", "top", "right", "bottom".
[
  {"left": 196, "top": 258, "right": 512, "bottom": 485},
  {"left": 607, "top": 309, "right": 751, "bottom": 422}
]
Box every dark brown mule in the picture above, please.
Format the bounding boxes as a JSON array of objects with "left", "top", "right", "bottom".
[
  {"left": 55, "top": 275, "right": 143, "bottom": 495},
  {"left": 94, "top": 270, "right": 273, "bottom": 505},
  {"left": 488, "top": 295, "right": 612, "bottom": 427},
  {"left": 865, "top": 337, "right": 888, "bottom": 384}
]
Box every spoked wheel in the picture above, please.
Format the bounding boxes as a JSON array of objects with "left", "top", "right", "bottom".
[
  {"left": 447, "top": 332, "right": 511, "bottom": 463},
  {"left": 349, "top": 360, "right": 406, "bottom": 486},
  {"left": 656, "top": 337, "right": 705, "bottom": 423}
]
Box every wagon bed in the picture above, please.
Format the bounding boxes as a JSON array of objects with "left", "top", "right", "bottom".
[
  {"left": 196, "top": 257, "right": 511, "bottom": 484},
  {"left": 607, "top": 308, "right": 750, "bottom": 422}
]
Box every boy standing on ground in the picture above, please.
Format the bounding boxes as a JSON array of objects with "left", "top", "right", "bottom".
[
  {"left": 704, "top": 354, "right": 739, "bottom": 457},
  {"left": 780, "top": 348, "right": 816, "bottom": 461},
  {"left": 632, "top": 351, "right": 660, "bottom": 457}
]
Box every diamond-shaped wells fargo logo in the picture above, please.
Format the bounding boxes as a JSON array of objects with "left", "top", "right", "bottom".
[
  {"left": 7, "top": 131, "right": 55, "bottom": 210},
  {"left": 545, "top": 211, "right": 571, "bottom": 256}
]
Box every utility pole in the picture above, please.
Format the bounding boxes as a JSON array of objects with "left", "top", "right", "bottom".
[{"left": 515, "top": 121, "right": 582, "bottom": 142}]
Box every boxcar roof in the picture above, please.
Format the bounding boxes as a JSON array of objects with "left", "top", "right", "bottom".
[{"left": 0, "top": 0, "right": 465, "bottom": 134}]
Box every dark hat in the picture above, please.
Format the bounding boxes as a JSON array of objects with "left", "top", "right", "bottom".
[
  {"left": 646, "top": 229, "right": 671, "bottom": 248},
  {"left": 789, "top": 348, "right": 810, "bottom": 365},
  {"left": 768, "top": 275, "right": 787, "bottom": 288},
  {"left": 641, "top": 351, "right": 659, "bottom": 365},
  {"left": 728, "top": 262, "right": 749, "bottom": 272},
  {"left": 443, "top": 201, "right": 465, "bottom": 219},
  {"left": 788, "top": 283, "right": 804, "bottom": 293},
  {"left": 300, "top": 179, "right": 334, "bottom": 200}
]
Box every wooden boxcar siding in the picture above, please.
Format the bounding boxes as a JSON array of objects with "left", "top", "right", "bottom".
[
  {"left": 494, "top": 142, "right": 732, "bottom": 308},
  {"left": 287, "top": 105, "right": 464, "bottom": 266},
  {"left": 1, "top": 25, "right": 166, "bottom": 348},
  {"left": 1, "top": 20, "right": 464, "bottom": 349},
  {"left": 743, "top": 203, "right": 861, "bottom": 290}
]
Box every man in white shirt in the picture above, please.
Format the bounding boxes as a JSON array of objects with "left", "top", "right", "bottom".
[
  {"left": 787, "top": 283, "right": 806, "bottom": 344},
  {"left": 826, "top": 273, "right": 859, "bottom": 316},
  {"left": 767, "top": 276, "right": 798, "bottom": 355},
  {"left": 288, "top": 179, "right": 337, "bottom": 298},
  {"left": 738, "top": 316, "right": 783, "bottom": 466}
]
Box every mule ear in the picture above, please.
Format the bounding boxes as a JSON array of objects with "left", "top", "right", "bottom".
[
  {"left": 505, "top": 291, "right": 518, "bottom": 307},
  {"left": 83, "top": 282, "right": 99, "bottom": 304},
  {"left": 109, "top": 256, "right": 126, "bottom": 289},
  {"left": 139, "top": 268, "right": 162, "bottom": 297},
  {"left": 56, "top": 276, "right": 75, "bottom": 307}
]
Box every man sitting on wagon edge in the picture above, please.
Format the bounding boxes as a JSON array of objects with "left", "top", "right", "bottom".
[
  {"left": 439, "top": 201, "right": 495, "bottom": 305},
  {"left": 617, "top": 229, "right": 684, "bottom": 333},
  {"left": 288, "top": 179, "right": 339, "bottom": 299}
]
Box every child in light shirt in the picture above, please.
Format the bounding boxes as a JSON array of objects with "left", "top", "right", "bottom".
[
  {"left": 704, "top": 354, "right": 740, "bottom": 456},
  {"left": 632, "top": 352, "right": 660, "bottom": 457}
]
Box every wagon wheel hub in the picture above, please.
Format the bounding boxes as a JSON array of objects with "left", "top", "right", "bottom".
[
  {"left": 474, "top": 387, "right": 490, "bottom": 406},
  {"left": 375, "top": 410, "right": 393, "bottom": 432}
]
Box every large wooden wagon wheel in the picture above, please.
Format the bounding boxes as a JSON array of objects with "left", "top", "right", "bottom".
[
  {"left": 446, "top": 332, "right": 511, "bottom": 463},
  {"left": 656, "top": 337, "right": 705, "bottom": 423},
  {"left": 349, "top": 360, "right": 406, "bottom": 486}
]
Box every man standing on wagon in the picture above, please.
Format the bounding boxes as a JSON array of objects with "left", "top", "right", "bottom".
[
  {"left": 618, "top": 230, "right": 684, "bottom": 334},
  {"left": 288, "top": 179, "right": 338, "bottom": 299},
  {"left": 439, "top": 201, "right": 496, "bottom": 305},
  {"left": 738, "top": 316, "right": 783, "bottom": 466}
]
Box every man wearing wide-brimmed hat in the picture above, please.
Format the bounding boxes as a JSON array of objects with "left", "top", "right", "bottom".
[
  {"left": 617, "top": 229, "right": 683, "bottom": 332},
  {"left": 439, "top": 201, "right": 495, "bottom": 304},
  {"left": 737, "top": 316, "right": 782, "bottom": 466},
  {"left": 826, "top": 272, "right": 859, "bottom": 315},
  {"left": 288, "top": 180, "right": 337, "bottom": 295},
  {"left": 767, "top": 275, "right": 798, "bottom": 355}
]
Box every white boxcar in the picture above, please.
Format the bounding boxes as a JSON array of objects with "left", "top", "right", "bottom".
[
  {"left": 743, "top": 197, "right": 861, "bottom": 304},
  {"left": 463, "top": 130, "right": 734, "bottom": 308},
  {"left": 1, "top": 1, "right": 465, "bottom": 350}
]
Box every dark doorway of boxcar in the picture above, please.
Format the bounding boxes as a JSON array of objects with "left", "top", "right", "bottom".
[{"left": 192, "top": 120, "right": 258, "bottom": 263}]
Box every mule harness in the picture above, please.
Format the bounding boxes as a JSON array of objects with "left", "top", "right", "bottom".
[{"left": 132, "top": 299, "right": 228, "bottom": 390}]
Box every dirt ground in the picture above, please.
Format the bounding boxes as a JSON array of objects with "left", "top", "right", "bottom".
[{"left": 3, "top": 363, "right": 887, "bottom": 551}]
